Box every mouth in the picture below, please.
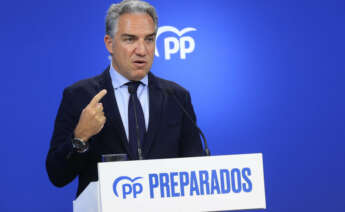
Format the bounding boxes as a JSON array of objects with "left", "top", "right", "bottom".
[{"left": 133, "top": 60, "right": 147, "bottom": 67}]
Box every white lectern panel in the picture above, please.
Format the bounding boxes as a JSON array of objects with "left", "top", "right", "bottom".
[{"left": 98, "top": 153, "right": 266, "bottom": 212}]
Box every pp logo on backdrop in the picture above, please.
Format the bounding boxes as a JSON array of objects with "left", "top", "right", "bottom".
[
  {"left": 113, "top": 176, "right": 143, "bottom": 199},
  {"left": 155, "top": 26, "right": 197, "bottom": 60}
]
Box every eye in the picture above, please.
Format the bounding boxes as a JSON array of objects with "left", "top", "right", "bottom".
[
  {"left": 124, "top": 37, "right": 134, "bottom": 42},
  {"left": 145, "top": 37, "right": 155, "bottom": 43},
  {"left": 123, "top": 36, "right": 136, "bottom": 43}
]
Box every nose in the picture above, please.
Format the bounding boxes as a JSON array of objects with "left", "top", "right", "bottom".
[{"left": 135, "top": 40, "right": 147, "bottom": 56}]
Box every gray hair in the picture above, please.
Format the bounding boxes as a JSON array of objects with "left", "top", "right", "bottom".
[{"left": 105, "top": 0, "right": 158, "bottom": 38}]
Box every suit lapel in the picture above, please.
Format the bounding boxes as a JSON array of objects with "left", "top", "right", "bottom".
[
  {"left": 143, "top": 73, "right": 165, "bottom": 156},
  {"left": 101, "top": 68, "right": 135, "bottom": 159}
]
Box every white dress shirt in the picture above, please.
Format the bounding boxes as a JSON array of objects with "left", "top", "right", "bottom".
[{"left": 109, "top": 64, "right": 149, "bottom": 140}]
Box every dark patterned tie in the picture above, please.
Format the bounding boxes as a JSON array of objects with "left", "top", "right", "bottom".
[{"left": 126, "top": 81, "right": 145, "bottom": 160}]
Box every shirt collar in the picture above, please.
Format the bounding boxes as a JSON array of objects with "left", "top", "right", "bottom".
[{"left": 109, "top": 63, "right": 148, "bottom": 89}]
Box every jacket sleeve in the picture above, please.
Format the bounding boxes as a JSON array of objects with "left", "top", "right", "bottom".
[{"left": 46, "top": 88, "right": 90, "bottom": 187}]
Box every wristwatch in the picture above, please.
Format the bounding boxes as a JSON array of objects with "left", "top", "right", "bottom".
[{"left": 71, "top": 138, "right": 89, "bottom": 153}]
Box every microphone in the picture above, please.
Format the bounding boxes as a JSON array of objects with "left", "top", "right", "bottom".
[{"left": 164, "top": 88, "right": 210, "bottom": 156}]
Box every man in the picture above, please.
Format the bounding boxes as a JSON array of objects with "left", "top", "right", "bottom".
[{"left": 46, "top": 0, "right": 204, "bottom": 197}]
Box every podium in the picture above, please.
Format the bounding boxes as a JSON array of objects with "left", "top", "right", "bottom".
[{"left": 73, "top": 153, "right": 266, "bottom": 212}]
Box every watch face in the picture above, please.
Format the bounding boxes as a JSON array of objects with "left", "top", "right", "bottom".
[{"left": 72, "top": 138, "right": 88, "bottom": 152}]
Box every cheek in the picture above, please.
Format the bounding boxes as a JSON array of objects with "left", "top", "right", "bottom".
[
  {"left": 117, "top": 50, "right": 132, "bottom": 63},
  {"left": 149, "top": 44, "right": 156, "bottom": 52},
  {"left": 125, "top": 48, "right": 136, "bottom": 58},
  {"left": 114, "top": 44, "right": 132, "bottom": 57},
  {"left": 147, "top": 47, "right": 155, "bottom": 58}
]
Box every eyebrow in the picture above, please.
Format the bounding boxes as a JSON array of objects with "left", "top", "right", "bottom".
[
  {"left": 121, "top": 33, "right": 156, "bottom": 38},
  {"left": 121, "top": 34, "right": 137, "bottom": 38},
  {"left": 146, "top": 33, "right": 156, "bottom": 37}
]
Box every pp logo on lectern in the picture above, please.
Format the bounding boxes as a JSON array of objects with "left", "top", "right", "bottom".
[
  {"left": 113, "top": 168, "right": 253, "bottom": 200},
  {"left": 113, "top": 176, "right": 143, "bottom": 199},
  {"left": 155, "top": 26, "right": 197, "bottom": 60}
]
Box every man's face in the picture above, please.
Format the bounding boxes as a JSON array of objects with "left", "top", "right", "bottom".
[{"left": 105, "top": 13, "right": 156, "bottom": 81}]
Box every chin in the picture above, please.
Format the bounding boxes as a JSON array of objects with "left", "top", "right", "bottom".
[{"left": 131, "top": 70, "right": 149, "bottom": 80}]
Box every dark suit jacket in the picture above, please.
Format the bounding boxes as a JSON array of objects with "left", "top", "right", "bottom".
[{"left": 46, "top": 67, "right": 204, "bottom": 196}]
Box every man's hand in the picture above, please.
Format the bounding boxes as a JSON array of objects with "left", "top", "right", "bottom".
[{"left": 74, "top": 89, "right": 107, "bottom": 142}]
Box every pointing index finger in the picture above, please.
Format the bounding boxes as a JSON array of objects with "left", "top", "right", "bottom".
[{"left": 90, "top": 89, "right": 107, "bottom": 106}]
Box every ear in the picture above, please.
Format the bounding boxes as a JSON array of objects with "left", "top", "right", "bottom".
[{"left": 104, "top": 34, "right": 113, "bottom": 54}]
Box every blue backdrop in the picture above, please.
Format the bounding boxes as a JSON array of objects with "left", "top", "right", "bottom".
[{"left": 1, "top": 0, "right": 344, "bottom": 211}]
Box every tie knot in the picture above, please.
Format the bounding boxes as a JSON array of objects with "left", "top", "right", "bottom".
[{"left": 126, "top": 81, "right": 141, "bottom": 94}]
